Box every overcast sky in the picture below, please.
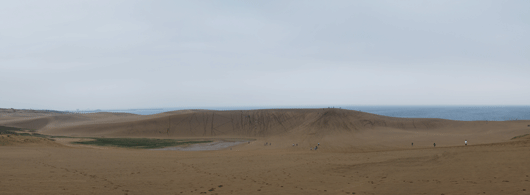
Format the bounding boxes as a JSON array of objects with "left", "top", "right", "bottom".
[{"left": 1, "top": 0, "right": 529, "bottom": 110}]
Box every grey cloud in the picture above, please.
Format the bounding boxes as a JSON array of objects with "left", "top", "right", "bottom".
[{"left": 1, "top": 0, "right": 529, "bottom": 110}]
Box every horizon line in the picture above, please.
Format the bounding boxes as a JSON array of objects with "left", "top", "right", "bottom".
[{"left": 3, "top": 105, "right": 530, "bottom": 112}]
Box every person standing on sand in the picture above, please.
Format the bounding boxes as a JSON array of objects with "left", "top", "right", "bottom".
[
  {"left": 411, "top": 142, "right": 413, "bottom": 146},
  {"left": 433, "top": 143, "right": 436, "bottom": 147},
  {"left": 465, "top": 140, "right": 467, "bottom": 146}
]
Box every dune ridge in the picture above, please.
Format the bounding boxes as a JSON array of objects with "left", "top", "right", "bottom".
[{"left": 2, "top": 108, "right": 529, "bottom": 150}]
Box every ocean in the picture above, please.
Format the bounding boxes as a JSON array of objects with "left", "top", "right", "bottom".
[{"left": 95, "top": 106, "right": 530, "bottom": 121}]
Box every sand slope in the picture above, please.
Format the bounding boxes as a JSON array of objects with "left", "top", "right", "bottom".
[
  {"left": 2, "top": 108, "right": 530, "bottom": 194},
  {"left": 1, "top": 136, "right": 529, "bottom": 195},
  {"left": 2, "top": 108, "right": 529, "bottom": 151},
  {"left": 0, "top": 134, "right": 61, "bottom": 147},
  {"left": 2, "top": 108, "right": 522, "bottom": 150}
]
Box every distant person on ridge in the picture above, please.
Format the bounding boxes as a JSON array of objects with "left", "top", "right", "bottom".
[
  {"left": 433, "top": 143, "right": 436, "bottom": 147},
  {"left": 411, "top": 142, "right": 413, "bottom": 146},
  {"left": 465, "top": 140, "right": 467, "bottom": 146}
]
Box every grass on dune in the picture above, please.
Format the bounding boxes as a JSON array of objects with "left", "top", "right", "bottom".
[
  {"left": 0, "top": 126, "right": 22, "bottom": 135},
  {"left": 0, "top": 126, "right": 39, "bottom": 135},
  {"left": 73, "top": 138, "right": 212, "bottom": 149},
  {"left": 0, "top": 126, "right": 22, "bottom": 131},
  {"left": 0, "top": 127, "right": 212, "bottom": 149},
  {"left": 511, "top": 134, "right": 529, "bottom": 140}
]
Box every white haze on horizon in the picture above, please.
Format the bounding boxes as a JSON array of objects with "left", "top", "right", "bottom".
[{"left": 1, "top": 0, "right": 529, "bottom": 110}]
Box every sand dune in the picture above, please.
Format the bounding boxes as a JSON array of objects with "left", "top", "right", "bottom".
[
  {"left": 2, "top": 108, "right": 526, "bottom": 150},
  {"left": 2, "top": 108, "right": 530, "bottom": 194},
  {"left": 1, "top": 132, "right": 529, "bottom": 195}
]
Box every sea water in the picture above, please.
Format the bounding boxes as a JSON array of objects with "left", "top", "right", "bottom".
[
  {"left": 340, "top": 106, "right": 530, "bottom": 121},
  {"left": 97, "top": 106, "right": 530, "bottom": 121}
]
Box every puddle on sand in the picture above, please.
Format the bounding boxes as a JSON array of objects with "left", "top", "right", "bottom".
[{"left": 151, "top": 141, "right": 247, "bottom": 151}]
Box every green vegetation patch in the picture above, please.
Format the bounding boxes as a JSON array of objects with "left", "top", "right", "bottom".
[
  {"left": 511, "top": 134, "right": 529, "bottom": 140},
  {"left": 0, "top": 129, "right": 54, "bottom": 137},
  {"left": 73, "top": 138, "right": 212, "bottom": 149},
  {"left": 28, "top": 134, "right": 71, "bottom": 139},
  {"left": 0, "top": 126, "right": 22, "bottom": 135},
  {"left": 0, "top": 126, "right": 22, "bottom": 131}
]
